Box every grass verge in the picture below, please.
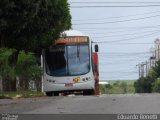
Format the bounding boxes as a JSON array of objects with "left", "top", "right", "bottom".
[
  {"left": 0, "top": 90, "right": 44, "bottom": 99},
  {"left": 100, "top": 80, "right": 136, "bottom": 94}
]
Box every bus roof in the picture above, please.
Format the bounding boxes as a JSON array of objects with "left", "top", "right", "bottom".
[{"left": 61, "top": 30, "right": 88, "bottom": 37}]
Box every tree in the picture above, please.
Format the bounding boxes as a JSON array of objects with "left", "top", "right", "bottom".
[
  {"left": 0, "top": 0, "right": 71, "bottom": 53},
  {"left": 120, "top": 82, "right": 127, "bottom": 93},
  {"left": 134, "top": 76, "right": 155, "bottom": 93},
  {"left": 0, "top": 48, "right": 16, "bottom": 92},
  {"left": 134, "top": 67, "right": 157, "bottom": 93},
  {"left": 30, "top": 65, "right": 42, "bottom": 91},
  {"left": 153, "top": 61, "right": 160, "bottom": 78},
  {"left": 134, "top": 77, "right": 145, "bottom": 93},
  {"left": 152, "top": 78, "right": 160, "bottom": 92},
  {"left": 16, "top": 51, "right": 38, "bottom": 90},
  {"left": 134, "top": 62, "right": 160, "bottom": 93},
  {"left": 147, "top": 68, "right": 157, "bottom": 80}
]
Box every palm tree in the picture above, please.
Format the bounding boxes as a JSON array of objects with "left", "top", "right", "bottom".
[
  {"left": 16, "top": 51, "right": 41, "bottom": 90},
  {"left": 0, "top": 48, "right": 16, "bottom": 95}
]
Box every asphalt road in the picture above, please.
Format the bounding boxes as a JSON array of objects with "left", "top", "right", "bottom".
[
  {"left": 0, "top": 94, "right": 160, "bottom": 120},
  {"left": 0, "top": 94, "right": 160, "bottom": 114}
]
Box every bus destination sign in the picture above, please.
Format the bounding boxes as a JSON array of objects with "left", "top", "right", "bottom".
[{"left": 55, "top": 37, "right": 88, "bottom": 44}]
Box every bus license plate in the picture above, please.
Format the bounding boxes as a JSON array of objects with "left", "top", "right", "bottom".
[{"left": 65, "top": 83, "right": 73, "bottom": 87}]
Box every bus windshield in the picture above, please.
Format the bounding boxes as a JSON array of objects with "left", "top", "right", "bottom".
[{"left": 45, "top": 44, "right": 90, "bottom": 76}]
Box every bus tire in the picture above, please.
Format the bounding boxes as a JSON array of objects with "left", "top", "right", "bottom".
[
  {"left": 53, "top": 91, "right": 59, "bottom": 96},
  {"left": 83, "top": 90, "right": 94, "bottom": 96},
  {"left": 46, "top": 92, "right": 53, "bottom": 96}
]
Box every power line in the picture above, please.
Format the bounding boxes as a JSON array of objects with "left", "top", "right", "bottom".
[
  {"left": 70, "top": 5, "right": 160, "bottom": 8},
  {"left": 74, "top": 25, "right": 160, "bottom": 30},
  {"left": 104, "top": 61, "right": 142, "bottom": 65},
  {"left": 100, "top": 55, "right": 150, "bottom": 57},
  {"left": 100, "top": 55, "right": 150, "bottom": 59},
  {"left": 92, "top": 29, "right": 160, "bottom": 38},
  {"left": 70, "top": 2, "right": 160, "bottom": 4},
  {"left": 73, "top": 14, "right": 160, "bottom": 25},
  {"left": 99, "top": 51, "right": 150, "bottom": 54},
  {"left": 77, "top": 27, "right": 160, "bottom": 35},
  {"left": 97, "top": 42, "right": 153, "bottom": 45},
  {"left": 99, "top": 52, "right": 151, "bottom": 57},
  {"left": 102, "top": 57, "right": 149, "bottom": 63},
  {"left": 88, "top": 29, "right": 140, "bottom": 34},
  {"left": 99, "top": 52, "right": 151, "bottom": 58},
  {"left": 95, "top": 30, "right": 160, "bottom": 43},
  {"left": 73, "top": 10, "right": 160, "bottom": 21}
]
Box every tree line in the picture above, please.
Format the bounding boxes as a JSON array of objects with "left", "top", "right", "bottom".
[{"left": 0, "top": 0, "right": 71, "bottom": 93}]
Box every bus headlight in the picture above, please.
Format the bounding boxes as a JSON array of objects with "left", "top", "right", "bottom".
[
  {"left": 47, "top": 79, "right": 55, "bottom": 83},
  {"left": 82, "top": 77, "right": 91, "bottom": 82}
]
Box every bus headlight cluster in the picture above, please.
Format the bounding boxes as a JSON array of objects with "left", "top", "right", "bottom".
[
  {"left": 47, "top": 79, "right": 55, "bottom": 83},
  {"left": 82, "top": 77, "right": 91, "bottom": 82}
]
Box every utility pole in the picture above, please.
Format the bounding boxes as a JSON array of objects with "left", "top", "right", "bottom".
[
  {"left": 137, "top": 62, "right": 147, "bottom": 78},
  {"left": 150, "top": 56, "right": 156, "bottom": 68},
  {"left": 137, "top": 63, "right": 147, "bottom": 78},
  {"left": 147, "top": 59, "right": 150, "bottom": 72},
  {"left": 146, "top": 61, "right": 148, "bottom": 76},
  {"left": 150, "top": 47, "right": 156, "bottom": 67},
  {"left": 136, "top": 64, "right": 141, "bottom": 79},
  {"left": 149, "top": 58, "right": 151, "bottom": 68},
  {"left": 158, "top": 44, "right": 160, "bottom": 60},
  {"left": 155, "top": 38, "right": 160, "bottom": 61},
  {"left": 155, "top": 49, "right": 157, "bottom": 62},
  {"left": 141, "top": 63, "right": 145, "bottom": 77}
]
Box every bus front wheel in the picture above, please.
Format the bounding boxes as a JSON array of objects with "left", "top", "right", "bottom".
[
  {"left": 46, "top": 92, "right": 52, "bottom": 96},
  {"left": 53, "top": 91, "right": 59, "bottom": 96},
  {"left": 83, "top": 90, "right": 95, "bottom": 96},
  {"left": 46, "top": 92, "right": 59, "bottom": 96}
]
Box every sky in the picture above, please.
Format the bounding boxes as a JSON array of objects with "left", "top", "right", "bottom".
[{"left": 68, "top": 0, "right": 160, "bottom": 80}]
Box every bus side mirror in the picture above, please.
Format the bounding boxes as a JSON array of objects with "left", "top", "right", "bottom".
[{"left": 95, "top": 44, "right": 99, "bottom": 52}]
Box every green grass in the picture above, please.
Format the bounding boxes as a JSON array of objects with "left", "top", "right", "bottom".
[
  {"left": 104, "top": 80, "right": 136, "bottom": 85},
  {"left": 100, "top": 80, "right": 136, "bottom": 94},
  {"left": 0, "top": 90, "right": 44, "bottom": 98}
]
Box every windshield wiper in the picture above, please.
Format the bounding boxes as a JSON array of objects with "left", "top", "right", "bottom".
[{"left": 77, "top": 44, "right": 80, "bottom": 61}]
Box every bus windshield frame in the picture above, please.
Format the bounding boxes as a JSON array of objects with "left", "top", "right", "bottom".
[{"left": 45, "top": 42, "right": 90, "bottom": 77}]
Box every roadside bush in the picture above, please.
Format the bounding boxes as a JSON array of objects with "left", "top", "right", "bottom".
[
  {"left": 134, "top": 60, "right": 160, "bottom": 93},
  {"left": 134, "top": 76, "right": 154, "bottom": 93},
  {"left": 120, "top": 82, "right": 127, "bottom": 93},
  {"left": 100, "top": 84, "right": 113, "bottom": 94},
  {"left": 152, "top": 78, "right": 160, "bottom": 93},
  {"left": 113, "top": 81, "right": 120, "bottom": 86}
]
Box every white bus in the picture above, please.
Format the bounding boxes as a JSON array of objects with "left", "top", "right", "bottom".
[{"left": 42, "top": 30, "right": 99, "bottom": 96}]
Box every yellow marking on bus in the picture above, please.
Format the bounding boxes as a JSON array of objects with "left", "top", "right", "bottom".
[{"left": 73, "top": 77, "right": 80, "bottom": 83}]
